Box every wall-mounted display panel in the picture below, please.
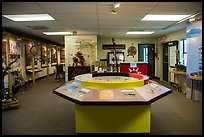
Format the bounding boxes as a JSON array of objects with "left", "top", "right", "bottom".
[
  {"left": 25, "top": 43, "right": 37, "bottom": 69},
  {"left": 51, "top": 47, "right": 57, "bottom": 66},
  {"left": 41, "top": 46, "right": 48, "bottom": 68},
  {"left": 60, "top": 49, "right": 65, "bottom": 64}
]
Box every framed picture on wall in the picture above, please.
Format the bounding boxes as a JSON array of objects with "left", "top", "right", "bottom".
[
  {"left": 108, "top": 52, "right": 124, "bottom": 65},
  {"left": 41, "top": 46, "right": 47, "bottom": 68},
  {"left": 60, "top": 49, "right": 65, "bottom": 64},
  {"left": 51, "top": 47, "right": 57, "bottom": 66},
  {"left": 25, "top": 43, "right": 37, "bottom": 69}
]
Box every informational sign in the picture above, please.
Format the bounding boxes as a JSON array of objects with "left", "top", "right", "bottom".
[
  {"left": 169, "top": 46, "right": 177, "bottom": 67},
  {"left": 186, "top": 21, "right": 202, "bottom": 74}
]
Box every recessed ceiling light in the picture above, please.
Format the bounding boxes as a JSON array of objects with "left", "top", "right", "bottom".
[
  {"left": 141, "top": 14, "right": 190, "bottom": 21},
  {"left": 2, "top": 14, "right": 55, "bottom": 21},
  {"left": 43, "top": 32, "right": 73, "bottom": 35},
  {"left": 126, "top": 31, "right": 154, "bottom": 34}
]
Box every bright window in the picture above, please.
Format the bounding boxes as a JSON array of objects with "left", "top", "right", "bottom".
[{"left": 143, "top": 47, "right": 148, "bottom": 62}]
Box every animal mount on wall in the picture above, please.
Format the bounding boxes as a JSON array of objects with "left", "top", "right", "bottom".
[{"left": 127, "top": 43, "right": 137, "bottom": 58}]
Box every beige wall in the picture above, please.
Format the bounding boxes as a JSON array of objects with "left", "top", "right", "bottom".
[
  {"left": 97, "top": 37, "right": 157, "bottom": 63},
  {"left": 97, "top": 28, "right": 186, "bottom": 80},
  {"left": 156, "top": 28, "right": 186, "bottom": 81}
]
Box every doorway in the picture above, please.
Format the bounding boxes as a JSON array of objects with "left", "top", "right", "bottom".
[
  {"left": 138, "top": 44, "right": 155, "bottom": 79},
  {"left": 162, "top": 41, "right": 179, "bottom": 82}
]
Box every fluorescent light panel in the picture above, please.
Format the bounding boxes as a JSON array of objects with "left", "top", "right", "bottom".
[
  {"left": 142, "top": 14, "right": 190, "bottom": 21},
  {"left": 3, "top": 14, "right": 55, "bottom": 21},
  {"left": 126, "top": 31, "right": 154, "bottom": 34},
  {"left": 43, "top": 32, "right": 73, "bottom": 35}
]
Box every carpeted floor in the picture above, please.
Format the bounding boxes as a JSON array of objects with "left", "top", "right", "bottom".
[{"left": 2, "top": 75, "right": 202, "bottom": 135}]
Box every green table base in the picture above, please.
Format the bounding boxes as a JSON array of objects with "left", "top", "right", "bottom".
[{"left": 75, "top": 104, "right": 151, "bottom": 133}]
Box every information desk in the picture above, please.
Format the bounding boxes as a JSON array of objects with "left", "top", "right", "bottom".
[
  {"left": 120, "top": 62, "right": 148, "bottom": 75},
  {"left": 53, "top": 73, "right": 172, "bottom": 134}
]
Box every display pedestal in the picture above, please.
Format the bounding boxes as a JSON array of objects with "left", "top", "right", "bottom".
[
  {"left": 53, "top": 73, "right": 172, "bottom": 134},
  {"left": 75, "top": 104, "right": 150, "bottom": 133}
]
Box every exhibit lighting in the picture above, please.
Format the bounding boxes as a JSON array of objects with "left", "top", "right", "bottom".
[
  {"left": 126, "top": 31, "right": 154, "bottom": 34},
  {"left": 2, "top": 14, "right": 55, "bottom": 21},
  {"left": 141, "top": 14, "right": 190, "bottom": 21},
  {"left": 43, "top": 32, "right": 73, "bottom": 35}
]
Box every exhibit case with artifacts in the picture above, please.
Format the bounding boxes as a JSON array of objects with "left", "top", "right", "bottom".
[{"left": 53, "top": 72, "right": 172, "bottom": 134}]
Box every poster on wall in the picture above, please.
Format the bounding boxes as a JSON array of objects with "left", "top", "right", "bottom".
[
  {"left": 51, "top": 47, "right": 57, "bottom": 66},
  {"left": 10, "top": 41, "right": 21, "bottom": 69},
  {"left": 41, "top": 46, "right": 48, "bottom": 68},
  {"left": 169, "top": 46, "right": 177, "bottom": 67},
  {"left": 25, "top": 44, "right": 37, "bottom": 69},
  {"left": 60, "top": 49, "right": 65, "bottom": 64},
  {"left": 186, "top": 21, "right": 202, "bottom": 74},
  {"left": 2, "top": 39, "right": 21, "bottom": 71}
]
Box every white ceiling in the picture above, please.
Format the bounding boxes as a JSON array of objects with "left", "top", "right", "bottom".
[{"left": 2, "top": 2, "right": 202, "bottom": 45}]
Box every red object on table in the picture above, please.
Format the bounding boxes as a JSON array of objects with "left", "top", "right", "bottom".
[
  {"left": 129, "top": 73, "right": 149, "bottom": 85},
  {"left": 120, "top": 63, "right": 148, "bottom": 75}
]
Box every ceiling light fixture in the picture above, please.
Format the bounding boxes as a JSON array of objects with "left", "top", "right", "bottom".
[
  {"left": 141, "top": 14, "right": 190, "bottom": 21},
  {"left": 43, "top": 32, "right": 73, "bottom": 35},
  {"left": 126, "top": 31, "right": 154, "bottom": 35},
  {"left": 113, "top": 2, "right": 120, "bottom": 8},
  {"left": 2, "top": 14, "right": 55, "bottom": 21}
]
